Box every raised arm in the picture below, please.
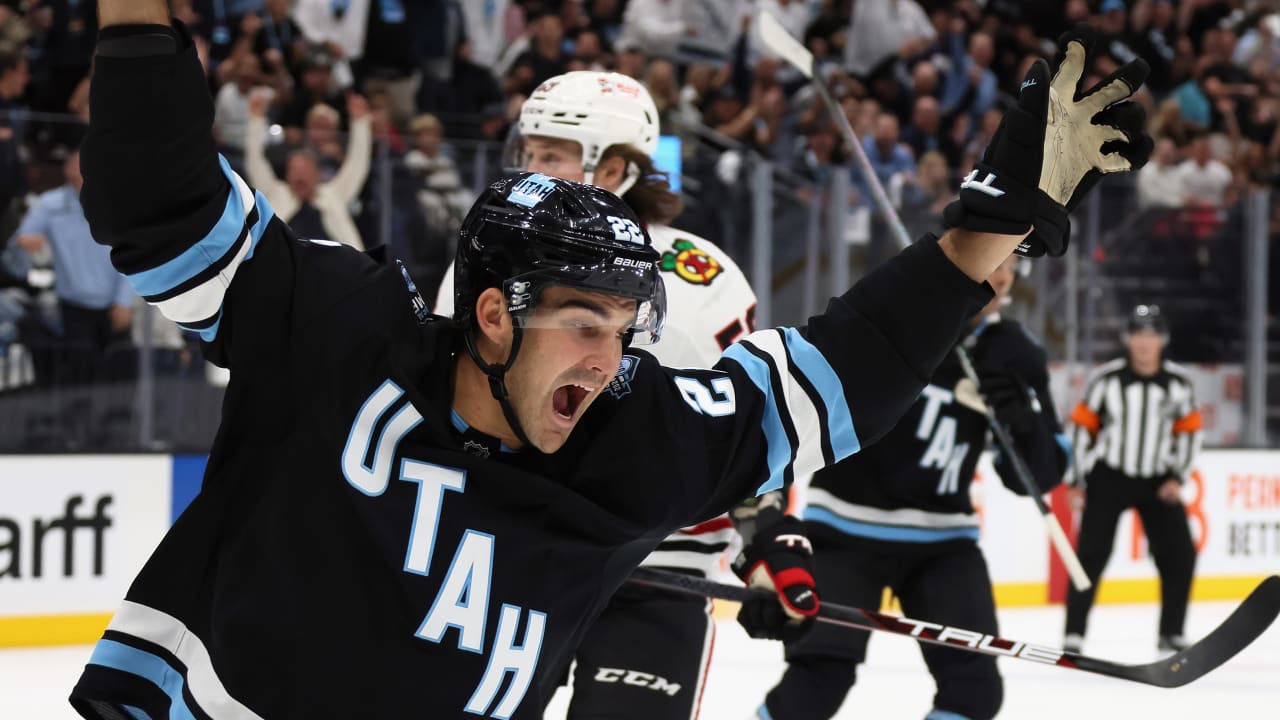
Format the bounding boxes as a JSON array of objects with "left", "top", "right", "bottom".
[
  {"left": 327, "top": 94, "right": 373, "bottom": 204},
  {"left": 244, "top": 94, "right": 288, "bottom": 198},
  {"left": 88, "top": 3, "right": 379, "bottom": 371}
]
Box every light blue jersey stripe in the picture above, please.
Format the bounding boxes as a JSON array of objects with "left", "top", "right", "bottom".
[
  {"left": 926, "top": 710, "right": 975, "bottom": 720},
  {"left": 182, "top": 312, "right": 224, "bottom": 343},
  {"left": 803, "top": 506, "right": 980, "bottom": 543},
  {"left": 173, "top": 189, "right": 275, "bottom": 344},
  {"left": 757, "top": 705, "right": 775, "bottom": 720},
  {"left": 88, "top": 639, "right": 200, "bottom": 720},
  {"left": 127, "top": 156, "right": 260, "bottom": 297},
  {"left": 782, "top": 327, "right": 860, "bottom": 461},
  {"left": 124, "top": 706, "right": 152, "bottom": 720},
  {"left": 723, "top": 344, "right": 792, "bottom": 495}
]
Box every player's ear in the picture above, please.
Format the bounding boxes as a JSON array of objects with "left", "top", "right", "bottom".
[
  {"left": 473, "top": 287, "right": 513, "bottom": 352},
  {"left": 595, "top": 154, "right": 628, "bottom": 192}
]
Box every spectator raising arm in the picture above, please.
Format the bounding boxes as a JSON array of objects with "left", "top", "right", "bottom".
[
  {"left": 243, "top": 89, "right": 292, "bottom": 208},
  {"left": 328, "top": 92, "right": 372, "bottom": 206}
]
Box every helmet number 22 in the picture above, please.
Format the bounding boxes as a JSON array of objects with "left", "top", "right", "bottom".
[{"left": 607, "top": 215, "right": 645, "bottom": 245}]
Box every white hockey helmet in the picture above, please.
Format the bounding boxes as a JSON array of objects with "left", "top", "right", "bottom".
[{"left": 515, "top": 71, "right": 661, "bottom": 196}]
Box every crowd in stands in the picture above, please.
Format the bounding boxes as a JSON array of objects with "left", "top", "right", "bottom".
[{"left": 0, "top": 0, "right": 1276, "bottom": 413}]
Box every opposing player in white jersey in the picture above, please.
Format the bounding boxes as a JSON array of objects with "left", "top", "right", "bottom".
[{"left": 435, "top": 71, "right": 819, "bottom": 718}]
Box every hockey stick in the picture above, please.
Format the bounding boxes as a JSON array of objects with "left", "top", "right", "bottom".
[
  {"left": 952, "top": 344, "right": 1093, "bottom": 590},
  {"left": 758, "top": 11, "right": 1092, "bottom": 591},
  {"left": 757, "top": 12, "right": 912, "bottom": 249},
  {"left": 628, "top": 568, "right": 1280, "bottom": 688}
]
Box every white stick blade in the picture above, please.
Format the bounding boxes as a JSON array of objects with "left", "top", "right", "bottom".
[
  {"left": 1046, "top": 514, "right": 1093, "bottom": 591},
  {"left": 759, "top": 11, "right": 814, "bottom": 79}
]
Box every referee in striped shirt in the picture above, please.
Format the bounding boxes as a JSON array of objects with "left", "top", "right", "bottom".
[{"left": 1063, "top": 305, "right": 1203, "bottom": 655}]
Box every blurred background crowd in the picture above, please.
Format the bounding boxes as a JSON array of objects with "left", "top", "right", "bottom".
[{"left": 0, "top": 0, "right": 1276, "bottom": 452}]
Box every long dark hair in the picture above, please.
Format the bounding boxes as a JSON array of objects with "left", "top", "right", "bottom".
[{"left": 601, "top": 144, "right": 683, "bottom": 226}]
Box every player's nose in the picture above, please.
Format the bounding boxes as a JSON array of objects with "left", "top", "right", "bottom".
[{"left": 582, "top": 342, "right": 621, "bottom": 381}]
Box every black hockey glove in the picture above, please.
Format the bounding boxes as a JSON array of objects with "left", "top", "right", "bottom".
[
  {"left": 732, "top": 515, "right": 819, "bottom": 641},
  {"left": 978, "top": 369, "right": 1037, "bottom": 435},
  {"left": 946, "top": 24, "right": 1152, "bottom": 257},
  {"left": 944, "top": 58, "right": 1051, "bottom": 242}
]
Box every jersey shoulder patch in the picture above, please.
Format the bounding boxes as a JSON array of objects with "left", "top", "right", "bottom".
[
  {"left": 605, "top": 354, "right": 643, "bottom": 399},
  {"left": 659, "top": 237, "right": 723, "bottom": 286}
]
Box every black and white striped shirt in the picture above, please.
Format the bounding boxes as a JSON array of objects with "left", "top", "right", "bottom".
[{"left": 1069, "top": 359, "right": 1203, "bottom": 485}]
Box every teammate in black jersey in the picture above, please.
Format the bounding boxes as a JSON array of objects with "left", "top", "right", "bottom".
[
  {"left": 69, "top": 5, "right": 1149, "bottom": 718},
  {"left": 759, "top": 256, "right": 1072, "bottom": 720}
]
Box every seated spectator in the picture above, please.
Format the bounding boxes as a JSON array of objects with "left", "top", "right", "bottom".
[
  {"left": 505, "top": 12, "right": 570, "bottom": 97},
  {"left": 304, "top": 103, "right": 349, "bottom": 177},
  {"left": 246, "top": 91, "right": 371, "bottom": 250},
  {"left": 401, "top": 113, "right": 472, "bottom": 300},
  {"left": 416, "top": 40, "right": 508, "bottom": 141},
  {"left": 941, "top": 30, "right": 998, "bottom": 127},
  {"left": 569, "top": 28, "right": 608, "bottom": 72},
  {"left": 615, "top": 0, "right": 694, "bottom": 61},
  {"left": 461, "top": 0, "right": 518, "bottom": 70},
  {"left": 213, "top": 53, "right": 264, "bottom": 157},
  {"left": 1176, "top": 132, "right": 1236, "bottom": 208},
  {"left": 857, "top": 112, "right": 916, "bottom": 269},
  {"left": 899, "top": 149, "right": 953, "bottom": 238},
  {"left": 855, "top": 112, "right": 916, "bottom": 203},
  {"left": 0, "top": 50, "right": 29, "bottom": 224},
  {"left": 8, "top": 149, "right": 134, "bottom": 386},
  {"left": 1137, "top": 137, "right": 1185, "bottom": 210},
  {"left": 791, "top": 122, "right": 847, "bottom": 199},
  {"left": 643, "top": 59, "right": 681, "bottom": 132},
  {"left": 901, "top": 95, "right": 962, "bottom": 170},
  {"left": 246, "top": 0, "right": 308, "bottom": 76},
  {"left": 844, "top": 0, "right": 935, "bottom": 78},
  {"left": 276, "top": 46, "right": 348, "bottom": 131},
  {"left": 404, "top": 113, "right": 472, "bottom": 235}
]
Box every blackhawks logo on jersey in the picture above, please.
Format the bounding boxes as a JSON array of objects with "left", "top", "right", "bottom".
[{"left": 661, "top": 239, "right": 722, "bottom": 286}]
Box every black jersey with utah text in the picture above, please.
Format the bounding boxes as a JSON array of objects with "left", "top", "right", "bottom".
[
  {"left": 68, "top": 33, "right": 992, "bottom": 720},
  {"left": 805, "top": 317, "right": 1070, "bottom": 544}
]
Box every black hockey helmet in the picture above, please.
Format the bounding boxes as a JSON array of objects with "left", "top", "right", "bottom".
[
  {"left": 1127, "top": 304, "right": 1168, "bottom": 336},
  {"left": 452, "top": 172, "right": 666, "bottom": 449},
  {"left": 454, "top": 171, "right": 666, "bottom": 345}
]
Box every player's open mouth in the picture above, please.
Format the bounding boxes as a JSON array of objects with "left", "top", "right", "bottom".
[{"left": 553, "top": 383, "right": 594, "bottom": 423}]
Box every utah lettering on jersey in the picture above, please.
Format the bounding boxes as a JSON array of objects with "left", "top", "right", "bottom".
[
  {"left": 915, "top": 385, "right": 970, "bottom": 495},
  {"left": 343, "top": 379, "right": 546, "bottom": 719}
]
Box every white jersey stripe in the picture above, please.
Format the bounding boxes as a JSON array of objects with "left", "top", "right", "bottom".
[
  {"left": 806, "top": 487, "right": 980, "bottom": 529},
  {"left": 96, "top": 601, "right": 264, "bottom": 719},
  {"left": 748, "top": 330, "right": 827, "bottom": 481}
]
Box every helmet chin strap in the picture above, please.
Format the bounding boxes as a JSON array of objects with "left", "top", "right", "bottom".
[{"left": 462, "top": 326, "right": 536, "bottom": 450}]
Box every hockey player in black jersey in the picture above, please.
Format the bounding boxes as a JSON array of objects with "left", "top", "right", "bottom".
[
  {"left": 433, "top": 71, "right": 814, "bottom": 718},
  {"left": 70, "top": 4, "right": 1149, "bottom": 719},
  {"left": 758, "top": 256, "right": 1072, "bottom": 720}
]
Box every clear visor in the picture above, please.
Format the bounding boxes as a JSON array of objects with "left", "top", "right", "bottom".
[
  {"left": 503, "top": 267, "right": 666, "bottom": 346},
  {"left": 501, "top": 123, "right": 531, "bottom": 175}
]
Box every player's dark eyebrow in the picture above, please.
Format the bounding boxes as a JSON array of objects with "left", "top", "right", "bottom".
[
  {"left": 548, "top": 298, "right": 610, "bottom": 318},
  {"left": 548, "top": 295, "right": 636, "bottom": 319}
]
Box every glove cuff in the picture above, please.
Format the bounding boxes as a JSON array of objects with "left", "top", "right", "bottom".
[
  {"left": 1015, "top": 193, "right": 1071, "bottom": 257},
  {"left": 944, "top": 162, "right": 1038, "bottom": 237}
]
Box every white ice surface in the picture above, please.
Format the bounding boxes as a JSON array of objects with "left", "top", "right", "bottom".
[{"left": 4, "top": 600, "right": 1277, "bottom": 719}]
